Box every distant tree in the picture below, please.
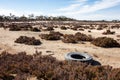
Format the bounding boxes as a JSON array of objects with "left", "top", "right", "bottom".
[
  {"left": 28, "top": 14, "right": 34, "bottom": 21},
  {"left": 0, "top": 15, "right": 4, "bottom": 21},
  {"left": 19, "top": 15, "right": 28, "bottom": 21}
]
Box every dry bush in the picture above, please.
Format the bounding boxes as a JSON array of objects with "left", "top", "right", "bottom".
[
  {"left": 0, "top": 51, "right": 120, "bottom": 80},
  {"left": 71, "top": 26, "right": 81, "bottom": 31},
  {"left": 79, "top": 28, "right": 84, "bottom": 31},
  {"left": 102, "top": 30, "right": 115, "bottom": 35},
  {"left": 40, "top": 31, "right": 63, "bottom": 40},
  {"left": 9, "top": 24, "right": 21, "bottom": 31},
  {"left": 92, "top": 37, "right": 120, "bottom": 48},
  {"left": 15, "top": 36, "right": 41, "bottom": 45},
  {"left": 60, "top": 26, "right": 67, "bottom": 30},
  {"left": 0, "top": 23, "right": 4, "bottom": 28},
  {"left": 75, "top": 32, "right": 93, "bottom": 41},
  {"left": 111, "top": 25, "right": 120, "bottom": 29},
  {"left": 31, "top": 27, "right": 41, "bottom": 32},
  {"left": 117, "top": 35, "right": 120, "bottom": 38},
  {"left": 9, "top": 24, "right": 33, "bottom": 31},
  {"left": 45, "top": 27, "right": 54, "bottom": 31},
  {"left": 97, "top": 27, "right": 103, "bottom": 30},
  {"left": 88, "top": 30, "right": 91, "bottom": 33},
  {"left": 62, "top": 34, "right": 77, "bottom": 43}
]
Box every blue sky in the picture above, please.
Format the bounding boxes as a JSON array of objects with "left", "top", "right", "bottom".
[{"left": 0, "top": 0, "right": 120, "bottom": 20}]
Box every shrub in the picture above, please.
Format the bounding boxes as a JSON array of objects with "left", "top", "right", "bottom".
[
  {"left": 79, "top": 28, "right": 84, "bottom": 31},
  {"left": 20, "top": 24, "right": 32, "bottom": 31},
  {"left": 0, "top": 23, "right": 4, "bottom": 28},
  {"left": 9, "top": 24, "right": 21, "bottom": 31},
  {"left": 62, "top": 34, "right": 77, "bottom": 43},
  {"left": 31, "top": 27, "right": 41, "bottom": 32},
  {"left": 45, "top": 27, "right": 54, "bottom": 31},
  {"left": 71, "top": 27, "right": 77, "bottom": 31},
  {"left": 0, "top": 51, "right": 120, "bottom": 80},
  {"left": 92, "top": 37, "right": 120, "bottom": 48},
  {"left": 40, "top": 31, "right": 63, "bottom": 40},
  {"left": 88, "top": 30, "right": 91, "bottom": 33},
  {"left": 102, "top": 30, "right": 115, "bottom": 35},
  {"left": 9, "top": 24, "right": 33, "bottom": 31},
  {"left": 60, "top": 26, "right": 67, "bottom": 30},
  {"left": 117, "top": 35, "right": 120, "bottom": 38},
  {"left": 75, "top": 32, "right": 93, "bottom": 41},
  {"left": 15, "top": 36, "right": 41, "bottom": 45},
  {"left": 97, "top": 27, "right": 103, "bottom": 30}
]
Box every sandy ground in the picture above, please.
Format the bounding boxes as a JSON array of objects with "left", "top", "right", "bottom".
[{"left": 0, "top": 27, "right": 120, "bottom": 68}]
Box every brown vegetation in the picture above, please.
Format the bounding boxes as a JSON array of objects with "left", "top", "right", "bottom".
[
  {"left": 45, "top": 27, "right": 54, "bottom": 31},
  {"left": 62, "top": 34, "right": 77, "bottom": 43},
  {"left": 60, "top": 26, "right": 67, "bottom": 30},
  {"left": 102, "top": 30, "right": 115, "bottom": 35},
  {"left": 0, "top": 23, "right": 4, "bottom": 28},
  {"left": 40, "top": 31, "right": 63, "bottom": 40},
  {"left": 15, "top": 36, "right": 41, "bottom": 45},
  {"left": 75, "top": 32, "right": 93, "bottom": 41},
  {"left": 0, "top": 51, "right": 120, "bottom": 80},
  {"left": 9, "top": 24, "right": 32, "bottom": 31},
  {"left": 31, "top": 27, "right": 41, "bottom": 32},
  {"left": 92, "top": 37, "right": 120, "bottom": 48}
]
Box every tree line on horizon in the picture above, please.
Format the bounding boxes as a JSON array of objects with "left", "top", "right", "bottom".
[{"left": 0, "top": 13, "right": 75, "bottom": 22}]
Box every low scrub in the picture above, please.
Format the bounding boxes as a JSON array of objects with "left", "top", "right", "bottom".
[
  {"left": 75, "top": 32, "right": 93, "bottom": 41},
  {"left": 0, "top": 23, "right": 4, "bottom": 28},
  {"left": 62, "top": 34, "right": 77, "bottom": 43},
  {"left": 9, "top": 24, "right": 21, "bottom": 31},
  {"left": 40, "top": 31, "right": 63, "bottom": 40},
  {"left": 31, "top": 27, "right": 41, "bottom": 32},
  {"left": 0, "top": 51, "right": 120, "bottom": 80},
  {"left": 15, "top": 36, "right": 41, "bottom": 45},
  {"left": 92, "top": 37, "right": 120, "bottom": 48},
  {"left": 45, "top": 27, "right": 54, "bottom": 31},
  {"left": 102, "top": 30, "right": 115, "bottom": 35},
  {"left": 79, "top": 28, "right": 84, "bottom": 31},
  {"left": 60, "top": 26, "right": 67, "bottom": 30},
  {"left": 9, "top": 24, "right": 32, "bottom": 31},
  {"left": 97, "top": 27, "right": 103, "bottom": 30},
  {"left": 117, "top": 35, "right": 120, "bottom": 38}
]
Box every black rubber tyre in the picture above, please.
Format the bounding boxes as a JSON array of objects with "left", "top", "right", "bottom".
[{"left": 65, "top": 52, "right": 93, "bottom": 63}]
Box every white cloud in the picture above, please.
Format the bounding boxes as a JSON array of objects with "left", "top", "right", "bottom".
[
  {"left": 58, "top": 4, "right": 81, "bottom": 11},
  {"left": 57, "top": 0, "right": 87, "bottom": 11},
  {"left": 58, "top": 0, "right": 120, "bottom": 15}
]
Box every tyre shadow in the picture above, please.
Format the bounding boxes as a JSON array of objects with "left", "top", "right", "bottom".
[{"left": 90, "top": 60, "right": 101, "bottom": 66}]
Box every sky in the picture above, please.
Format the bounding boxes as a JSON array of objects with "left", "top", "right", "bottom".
[{"left": 0, "top": 0, "right": 120, "bottom": 20}]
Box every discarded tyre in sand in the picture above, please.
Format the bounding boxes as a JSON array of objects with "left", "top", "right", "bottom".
[{"left": 65, "top": 52, "right": 93, "bottom": 63}]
